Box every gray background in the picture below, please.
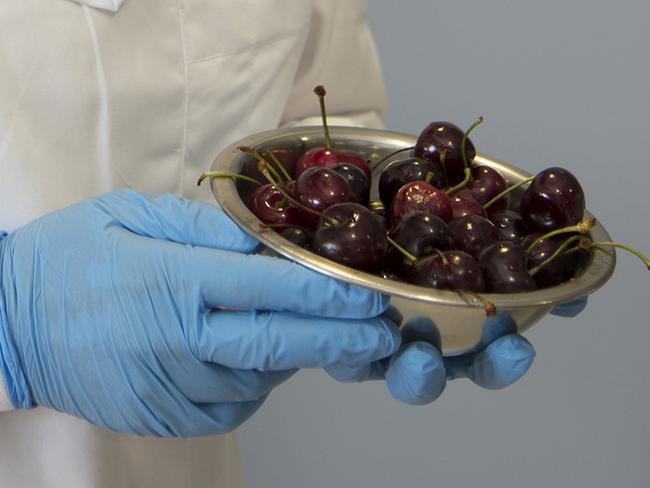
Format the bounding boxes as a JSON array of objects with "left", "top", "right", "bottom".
[{"left": 239, "top": 1, "right": 650, "bottom": 487}]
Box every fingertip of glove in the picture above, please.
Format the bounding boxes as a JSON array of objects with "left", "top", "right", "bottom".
[
  {"left": 467, "top": 334, "right": 535, "bottom": 390},
  {"left": 386, "top": 342, "right": 446, "bottom": 406},
  {"left": 550, "top": 297, "right": 588, "bottom": 317}
]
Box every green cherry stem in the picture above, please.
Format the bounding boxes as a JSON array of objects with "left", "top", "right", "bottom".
[
  {"left": 314, "top": 85, "right": 332, "bottom": 150},
  {"left": 526, "top": 217, "right": 597, "bottom": 253},
  {"left": 589, "top": 242, "right": 650, "bottom": 270},
  {"left": 528, "top": 235, "right": 590, "bottom": 276},
  {"left": 239, "top": 146, "right": 286, "bottom": 192},
  {"left": 482, "top": 175, "right": 534, "bottom": 210},
  {"left": 445, "top": 116, "right": 484, "bottom": 195},
  {"left": 265, "top": 150, "right": 292, "bottom": 181},
  {"left": 197, "top": 171, "right": 262, "bottom": 187},
  {"left": 385, "top": 235, "right": 417, "bottom": 263}
]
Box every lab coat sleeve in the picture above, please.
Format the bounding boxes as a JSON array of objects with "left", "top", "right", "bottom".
[{"left": 280, "top": 0, "right": 388, "bottom": 130}]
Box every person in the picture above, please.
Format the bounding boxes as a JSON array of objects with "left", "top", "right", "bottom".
[{"left": 0, "top": 1, "right": 584, "bottom": 487}]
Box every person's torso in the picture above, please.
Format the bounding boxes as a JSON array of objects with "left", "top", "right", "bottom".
[{"left": 0, "top": 1, "right": 314, "bottom": 486}]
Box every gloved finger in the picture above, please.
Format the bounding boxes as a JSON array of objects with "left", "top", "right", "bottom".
[
  {"left": 324, "top": 359, "right": 387, "bottom": 383},
  {"left": 460, "top": 334, "right": 536, "bottom": 390},
  {"left": 385, "top": 342, "right": 446, "bottom": 405},
  {"left": 191, "top": 397, "right": 268, "bottom": 436},
  {"left": 193, "top": 310, "right": 401, "bottom": 371},
  {"left": 94, "top": 189, "right": 260, "bottom": 253},
  {"left": 151, "top": 397, "right": 268, "bottom": 437},
  {"left": 169, "top": 361, "right": 296, "bottom": 403},
  {"left": 550, "top": 296, "right": 588, "bottom": 317},
  {"left": 159, "top": 240, "right": 389, "bottom": 318}
]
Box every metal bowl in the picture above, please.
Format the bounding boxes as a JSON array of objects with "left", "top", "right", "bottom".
[{"left": 209, "top": 126, "right": 616, "bottom": 356}]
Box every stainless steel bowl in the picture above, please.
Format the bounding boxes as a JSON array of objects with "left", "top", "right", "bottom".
[{"left": 209, "top": 126, "right": 616, "bottom": 356}]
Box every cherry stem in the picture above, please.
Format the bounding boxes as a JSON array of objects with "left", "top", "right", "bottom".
[
  {"left": 526, "top": 217, "right": 597, "bottom": 253},
  {"left": 482, "top": 175, "right": 534, "bottom": 210},
  {"left": 432, "top": 248, "right": 449, "bottom": 266},
  {"left": 239, "top": 147, "right": 287, "bottom": 191},
  {"left": 385, "top": 235, "right": 417, "bottom": 263},
  {"left": 589, "top": 241, "right": 650, "bottom": 270},
  {"left": 445, "top": 116, "right": 484, "bottom": 195},
  {"left": 314, "top": 85, "right": 332, "bottom": 150},
  {"left": 197, "top": 171, "right": 262, "bottom": 187},
  {"left": 240, "top": 146, "right": 339, "bottom": 226},
  {"left": 528, "top": 235, "right": 590, "bottom": 276},
  {"left": 265, "top": 150, "right": 292, "bottom": 181},
  {"left": 457, "top": 290, "right": 497, "bottom": 317},
  {"left": 369, "top": 146, "right": 414, "bottom": 171},
  {"left": 440, "top": 147, "right": 450, "bottom": 187},
  {"left": 425, "top": 171, "right": 433, "bottom": 185}
]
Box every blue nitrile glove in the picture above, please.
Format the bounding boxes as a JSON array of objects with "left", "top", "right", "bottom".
[
  {"left": 326, "top": 299, "right": 587, "bottom": 405},
  {"left": 0, "top": 190, "right": 401, "bottom": 437}
]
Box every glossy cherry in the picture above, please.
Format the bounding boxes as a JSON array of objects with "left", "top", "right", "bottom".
[
  {"left": 448, "top": 215, "right": 499, "bottom": 257},
  {"left": 465, "top": 165, "right": 510, "bottom": 210},
  {"left": 249, "top": 183, "right": 300, "bottom": 225},
  {"left": 390, "top": 181, "right": 453, "bottom": 223},
  {"left": 489, "top": 209, "right": 529, "bottom": 244},
  {"left": 386, "top": 212, "right": 454, "bottom": 276},
  {"left": 378, "top": 157, "right": 445, "bottom": 208},
  {"left": 520, "top": 167, "right": 585, "bottom": 232},
  {"left": 280, "top": 226, "right": 314, "bottom": 249},
  {"left": 406, "top": 250, "right": 484, "bottom": 292},
  {"left": 331, "top": 162, "right": 370, "bottom": 206},
  {"left": 295, "top": 167, "right": 357, "bottom": 227},
  {"left": 312, "top": 203, "right": 387, "bottom": 273},
  {"left": 478, "top": 241, "right": 538, "bottom": 293},
  {"left": 449, "top": 189, "right": 487, "bottom": 220},
  {"left": 414, "top": 121, "right": 476, "bottom": 181},
  {"left": 521, "top": 234, "right": 564, "bottom": 288}
]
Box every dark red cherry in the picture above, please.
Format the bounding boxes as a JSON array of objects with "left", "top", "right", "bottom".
[
  {"left": 386, "top": 212, "right": 454, "bottom": 276},
  {"left": 294, "top": 147, "right": 370, "bottom": 179},
  {"left": 390, "top": 181, "right": 453, "bottom": 223},
  {"left": 295, "top": 167, "right": 357, "bottom": 227},
  {"left": 280, "top": 226, "right": 314, "bottom": 249},
  {"left": 448, "top": 215, "right": 499, "bottom": 257},
  {"left": 489, "top": 209, "right": 529, "bottom": 244},
  {"left": 312, "top": 203, "right": 387, "bottom": 273},
  {"left": 478, "top": 241, "right": 538, "bottom": 293},
  {"left": 520, "top": 167, "right": 585, "bottom": 233},
  {"left": 414, "top": 121, "right": 476, "bottom": 180},
  {"left": 330, "top": 162, "right": 370, "bottom": 205},
  {"left": 378, "top": 157, "right": 445, "bottom": 208},
  {"left": 448, "top": 189, "right": 487, "bottom": 219},
  {"left": 521, "top": 234, "right": 564, "bottom": 288},
  {"left": 465, "top": 165, "right": 510, "bottom": 211},
  {"left": 249, "top": 184, "right": 300, "bottom": 225},
  {"left": 406, "top": 250, "right": 484, "bottom": 292}
]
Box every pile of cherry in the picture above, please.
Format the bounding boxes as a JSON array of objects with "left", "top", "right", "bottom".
[{"left": 199, "top": 86, "right": 648, "bottom": 300}]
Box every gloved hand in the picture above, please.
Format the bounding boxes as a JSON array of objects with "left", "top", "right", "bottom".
[
  {"left": 326, "top": 299, "right": 587, "bottom": 405},
  {"left": 0, "top": 190, "right": 401, "bottom": 436}
]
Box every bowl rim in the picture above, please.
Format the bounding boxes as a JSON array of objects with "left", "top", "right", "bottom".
[{"left": 209, "top": 126, "right": 616, "bottom": 311}]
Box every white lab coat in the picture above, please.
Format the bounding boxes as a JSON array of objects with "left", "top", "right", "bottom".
[{"left": 0, "top": 0, "right": 386, "bottom": 486}]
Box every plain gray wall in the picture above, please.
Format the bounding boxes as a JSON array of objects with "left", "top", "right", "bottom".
[{"left": 239, "top": 1, "right": 650, "bottom": 487}]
